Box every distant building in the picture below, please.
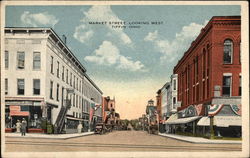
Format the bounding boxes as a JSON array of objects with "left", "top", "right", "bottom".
[
  {"left": 4, "top": 27, "right": 103, "bottom": 133},
  {"left": 169, "top": 16, "right": 241, "bottom": 137}
]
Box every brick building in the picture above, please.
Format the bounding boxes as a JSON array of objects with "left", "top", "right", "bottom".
[{"left": 168, "top": 16, "right": 241, "bottom": 137}]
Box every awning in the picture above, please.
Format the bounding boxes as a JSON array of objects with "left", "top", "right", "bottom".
[
  {"left": 165, "top": 116, "right": 201, "bottom": 125},
  {"left": 197, "top": 116, "right": 242, "bottom": 127},
  {"left": 66, "top": 116, "right": 84, "bottom": 121},
  {"left": 164, "top": 113, "right": 178, "bottom": 124}
]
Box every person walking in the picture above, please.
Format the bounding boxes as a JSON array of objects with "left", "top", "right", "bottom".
[
  {"left": 16, "top": 120, "right": 21, "bottom": 133},
  {"left": 21, "top": 118, "right": 27, "bottom": 136},
  {"left": 77, "top": 122, "right": 83, "bottom": 133}
]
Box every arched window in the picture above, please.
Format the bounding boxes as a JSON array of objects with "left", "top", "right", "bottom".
[{"left": 223, "top": 39, "right": 233, "bottom": 64}]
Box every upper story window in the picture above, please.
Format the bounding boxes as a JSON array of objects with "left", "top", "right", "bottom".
[
  {"left": 62, "top": 66, "right": 65, "bottom": 81},
  {"left": 222, "top": 75, "right": 231, "bottom": 97},
  {"left": 17, "top": 52, "right": 25, "bottom": 69},
  {"left": 33, "top": 79, "right": 40, "bottom": 95},
  {"left": 50, "top": 56, "right": 54, "bottom": 74},
  {"left": 70, "top": 72, "right": 72, "bottom": 86},
  {"left": 50, "top": 81, "right": 53, "bottom": 99},
  {"left": 5, "top": 78, "right": 8, "bottom": 95},
  {"left": 239, "top": 76, "right": 241, "bottom": 96},
  {"left": 56, "top": 84, "right": 59, "bottom": 101},
  {"left": 33, "top": 52, "right": 41, "bottom": 70},
  {"left": 66, "top": 69, "right": 69, "bottom": 84},
  {"left": 223, "top": 39, "right": 233, "bottom": 64},
  {"left": 173, "top": 79, "right": 176, "bottom": 91},
  {"left": 17, "top": 79, "right": 25, "bottom": 95},
  {"left": 5, "top": 51, "right": 9, "bottom": 69},
  {"left": 57, "top": 61, "right": 60, "bottom": 78}
]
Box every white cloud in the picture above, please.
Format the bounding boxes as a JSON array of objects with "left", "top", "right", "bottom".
[
  {"left": 85, "top": 41, "right": 145, "bottom": 72},
  {"left": 73, "top": 25, "right": 94, "bottom": 43},
  {"left": 20, "top": 11, "right": 58, "bottom": 27},
  {"left": 74, "top": 6, "right": 132, "bottom": 45},
  {"left": 144, "top": 30, "right": 158, "bottom": 41},
  {"left": 144, "top": 20, "right": 209, "bottom": 63}
]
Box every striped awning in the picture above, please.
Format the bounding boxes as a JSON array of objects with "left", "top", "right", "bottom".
[
  {"left": 197, "top": 116, "right": 242, "bottom": 127},
  {"left": 165, "top": 116, "right": 201, "bottom": 125}
]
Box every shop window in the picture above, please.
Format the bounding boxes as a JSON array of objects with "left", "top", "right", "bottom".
[
  {"left": 33, "top": 79, "right": 40, "bottom": 95},
  {"left": 33, "top": 52, "right": 41, "bottom": 70},
  {"left": 17, "top": 79, "right": 25, "bottom": 95},
  {"left": 17, "top": 52, "right": 25, "bottom": 69},
  {"left": 222, "top": 76, "right": 231, "bottom": 96},
  {"left": 223, "top": 39, "right": 233, "bottom": 64},
  {"left": 5, "top": 51, "right": 9, "bottom": 69},
  {"left": 5, "top": 78, "right": 8, "bottom": 95}
]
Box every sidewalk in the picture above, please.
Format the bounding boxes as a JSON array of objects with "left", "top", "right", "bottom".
[
  {"left": 159, "top": 133, "right": 242, "bottom": 144},
  {"left": 5, "top": 132, "right": 94, "bottom": 140}
]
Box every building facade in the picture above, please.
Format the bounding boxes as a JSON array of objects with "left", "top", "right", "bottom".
[
  {"left": 4, "top": 27, "right": 103, "bottom": 133},
  {"left": 170, "top": 16, "right": 241, "bottom": 137}
]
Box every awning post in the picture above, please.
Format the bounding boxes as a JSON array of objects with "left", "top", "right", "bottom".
[{"left": 209, "top": 116, "right": 214, "bottom": 139}]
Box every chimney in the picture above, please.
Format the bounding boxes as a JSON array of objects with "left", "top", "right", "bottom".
[{"left": 62, "top": 35, "right": 67, "bottom": 44}]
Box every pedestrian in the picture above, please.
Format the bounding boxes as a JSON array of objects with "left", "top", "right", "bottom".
[
  {"left": 77, "top": 121, "right": 83, "bottom": 133},
  {"left": 21, "top": 118, "right": 27, "bottom": 136},
  {"left": 16, "top": 120, "right": 21, "bottom": 133}
]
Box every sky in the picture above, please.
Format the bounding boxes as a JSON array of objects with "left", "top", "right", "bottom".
[{"left": 5, "top": 5, "right": 240, "bottom": 119}]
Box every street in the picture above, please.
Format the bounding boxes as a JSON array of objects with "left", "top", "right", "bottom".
[{"left": 5, "top": 131, "right": 241, "bottom": 152}]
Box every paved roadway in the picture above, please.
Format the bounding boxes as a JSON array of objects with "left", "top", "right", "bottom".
[{"left": 5, "top": 131, "right": 241, "bottom": 152}]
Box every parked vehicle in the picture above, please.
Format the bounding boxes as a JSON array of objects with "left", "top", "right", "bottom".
[{"left": 94, "top": 123, "right": 106, "bottom": 135}]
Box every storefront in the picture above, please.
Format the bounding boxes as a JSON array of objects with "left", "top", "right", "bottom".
[
  {"left": 197, "top": 104, "right": 242, "bottom": 137},
  {"left": 65, "top": 115, "right": 84, "bottom": 133},
  {"left": 5, "top": 100, "right": 45, "bottom": 133},
  {"left": 82, "top": 112, "right": 90, "bottom": 132}
]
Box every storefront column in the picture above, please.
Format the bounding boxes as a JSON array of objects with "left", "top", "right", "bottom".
[
  {"left": 192, "top": 121, "right": 195, "bottom": 135},
  {"left": 209, "top": 116, "right": 214, "bottom": 139}
]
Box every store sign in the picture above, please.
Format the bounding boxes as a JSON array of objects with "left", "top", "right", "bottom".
[{"left": 10, "top": 105, "right": 20, "bottom": 111}]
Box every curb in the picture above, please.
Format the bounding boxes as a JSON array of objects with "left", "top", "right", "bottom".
[
  {"left": 5, "top": 132, "right": 94, "bottom": 140},
  {"left": 158, "top": 133, "right": 242, "bottom": 144}
]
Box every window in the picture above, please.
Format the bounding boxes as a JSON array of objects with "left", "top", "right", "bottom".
[
  {"left": 239, "top": 76, "right": 241, "bottom": 96},
  {"left": 224, "top": 39, "right": 233, "bottom": 64},
  {"left": 33, "top": 52, "right": 41, "bottom": 70},
  {"left": 50, "top": 81, "right": 53, "bottom": 99},
  {"left": 76, "top": 95, "right": 78, "bottom": 107},
  {"left": 57, "top": 61, "right": 60, "bottom": 78},
  {"left": 173, "top": 79, "right": 176, "bottom": 90},
  {"left": 70, "top": 72, "right": 72, "bottom": 86},
  {"left": 56, "top": 84, "right": 59, "bottom": 101},
  {"left": 17, "top": 52, "right": 25, "bottom": 69},
  {"left": 173, "top": 97, "right": 176, "bottom": 109},
  {"left": 66, "top": 69, "right": 69, "bottom": 84},
  {"left": 17, "top": 79, "right": 25, "bottom": 95},
  {"left": 50, "top": 56, "right": 54, "bottom": 74},
  {"left": 5, "top": 78, "right": 8, "bottom": 95},
  {"left": 222, "top": 76, "right": 231, "bottom": 96},
  {"left": 73, "top": 112, "right": 75, "bottom": 117},
  {"left": 76, "top": 78, "right": 78, "bottom": 90},
  {"left": 5, "top": 51, "right": 9, "bottom": 69},
  {"left": 33, "top": 79, "right": 40, "bottom": 95},
  {"left": 73, "top": 75, "right": 75, "bottom": 88},
  {"left": 62, "top": 66, "right": 65, "bottom": 81},
  {"left": 73, "top": 94, "right": 75, "bottom": 107}
]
